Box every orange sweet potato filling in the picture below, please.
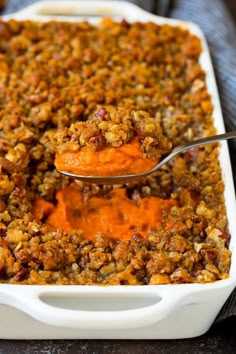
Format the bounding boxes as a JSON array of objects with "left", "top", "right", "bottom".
[
  {"left": 33, "top": 184, "right": 176, "bottom": 241},
  {"left": 55, "top": 139, "right": 158, "bottom": 176},
  {"left": 32, "top": 198, "right": 55, "bottom": 221}
]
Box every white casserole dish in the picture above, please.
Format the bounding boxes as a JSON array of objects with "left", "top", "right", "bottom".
[{"left": 1, "top": 0, "right": 236, "bottom": 340}]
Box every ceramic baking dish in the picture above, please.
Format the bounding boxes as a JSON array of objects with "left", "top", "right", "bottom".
[{"left": 1, "top": 0, "right": 236, "bottom": 340}]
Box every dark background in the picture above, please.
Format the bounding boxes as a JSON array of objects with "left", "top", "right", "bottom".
[
  {"left": 0, "top": 0, "right": 236, "bottom": 353},
  {"left": 225, "top": 0, "right": 236, "bottom": 21}
]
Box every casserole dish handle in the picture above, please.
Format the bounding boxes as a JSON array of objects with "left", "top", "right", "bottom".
[{"left": 0, "top": 286, "right": 188, "bottom": 329}]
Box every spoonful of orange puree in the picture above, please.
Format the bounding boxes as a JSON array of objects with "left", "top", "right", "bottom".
[
  {"left": 55, "top": 138, "right": 158, "bottom": 176},
  {"left": 33, "top": 184, "right": 176, "bottom": 241},
  {"left": 54, "top": 107, "right": 172, "bottom": 178}
]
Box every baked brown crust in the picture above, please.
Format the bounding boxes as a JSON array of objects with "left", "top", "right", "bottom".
[{"left": 0, "top": 19, "right": 230, "bottom": 285}]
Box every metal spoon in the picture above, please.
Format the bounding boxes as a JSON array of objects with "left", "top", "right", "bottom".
[{"left": 58, "top": 130, "right": 236, "bottom": 184}]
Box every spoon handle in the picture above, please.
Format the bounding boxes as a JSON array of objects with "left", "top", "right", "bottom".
[
  {"left": 150, "top": 130, "right": 236, "bottom": 173},
  {"left": 178, "top": 130, "right": 236, "bottom": 152}
]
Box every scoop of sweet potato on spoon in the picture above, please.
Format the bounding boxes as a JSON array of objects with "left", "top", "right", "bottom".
[{"left": 55, "top": 106, "right": 172, "bottom": 177}]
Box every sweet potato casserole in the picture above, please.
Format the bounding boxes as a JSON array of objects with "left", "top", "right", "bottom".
[{"left": 0, "top": 18, "right": 231, "bottom": 285}]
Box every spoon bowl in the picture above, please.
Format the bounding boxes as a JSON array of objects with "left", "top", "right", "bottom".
[{"left": 58, "top": 131, "right": 236, "bottom": 184}]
